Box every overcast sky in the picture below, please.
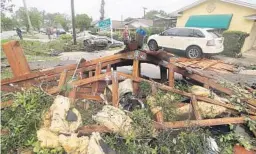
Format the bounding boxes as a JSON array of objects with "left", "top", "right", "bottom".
[{"left": 11, "top": 0, "right": 256, "bottom": 20}]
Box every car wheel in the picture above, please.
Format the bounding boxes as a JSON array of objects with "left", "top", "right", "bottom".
[
  {"left": 186, "top": 46, "right": 202, "bottom": 59},
  {"left": 148, "top": 40, "right": 158, "bottom": 51}
]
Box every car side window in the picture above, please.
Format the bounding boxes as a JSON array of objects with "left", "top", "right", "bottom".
[
  {"left": 175, "top": 28, "right": 194, "bottom": 37},
  {"left": 163, "top": 28, "right": 178, "bottom": 36},
  {"left": 193, "top": 29, "right": 205, "bottom": 38}
]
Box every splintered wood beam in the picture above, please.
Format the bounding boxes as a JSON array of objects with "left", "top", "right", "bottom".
[
  {"left": 72, "top": 73, "right": 110, "bottom": 87},
  {"left": 77, "top": 116, "right": 256, "bottom": 134},
  {"left": 47, "top": 70, "right": 68, "bottom": 94},
  {"left": 112, "top": 71, "right": 119, "bottom": 107},
  {"left": 132, "top": 59, "right": 140, "bottom": 94},
  {"left": 191, "top": 95, "right": 202, "bottom": 120},
  {"left": 168, "top": 65, "right": 174, "bottom": 87},
  {"left": 2, "top": 41, "right": 31, "bottom": 77},
  {"left": 155, "top": 116, "right": 256, "bottom": 129}
]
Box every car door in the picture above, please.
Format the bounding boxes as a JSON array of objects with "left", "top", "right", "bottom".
[
  {"left": 157, "top": 28, "right": 177, "bottom": 48},
  {"left": 171, "top": 28, "right": 194, "bottom": 51}
]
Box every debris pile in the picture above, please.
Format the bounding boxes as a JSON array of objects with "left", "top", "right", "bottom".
[{"left": 1, "top": 40, "right": 256, "bottom": 153}]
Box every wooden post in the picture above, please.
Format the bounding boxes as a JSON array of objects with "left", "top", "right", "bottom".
[
  {"left": 160, "top": 66, "right": 167, "bottom": 83},
  {"left": 132, "top": 59, "right": 139, "bottom": 94},
  {"left": 112, "top": 71, "right": 119, "bottom": 107},
  {"left": 191, "top": 95, "right": 202, "bottom": 120},
  {"left": 58, "top": 70, "right": 68, "bottom": 89},
  {"left": 168, "top": 65, "right": 174, "bottom": 87},
  {"left": 92, "top": 63, "right": 101, "bottom": 95},
  {"left": 2, "top": 41, "right": 31, "bottom": 77}
]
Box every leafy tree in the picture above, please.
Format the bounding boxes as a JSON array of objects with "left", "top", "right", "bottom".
[
  {"left": 15, "top": 7, "right": 43, "bottom": 31},
  {"left": 144, "top": 10, "right": 168, "bottom": 20},
  {"left": 29, "top": 8, "right": 43, "bottom": 30},
  {"left": 54, "top": 13, "right": 70, "bottom": 31},
  {"left": 44, "top": 13, "right": 56, "bottom": 27},
  {"left": 75, "top": 14, "right": 92, "bottom": 32},
  {"left": 44, "top": 13, "right": 70, "bottom": 31},
  {"left": 1, "top": 13, "right": 15, "bottom": 31},
  {"left": 1, "top": 0, "right": 14, "bottom": 13}
]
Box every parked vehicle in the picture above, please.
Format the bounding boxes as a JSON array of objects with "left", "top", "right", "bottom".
[
  {"left": 147, "top": 27, "right": 224, "bottom": 59},
  {"left": 57, "top": 28, "right": 66, "bottom": 35},
  {"left": 83, "top": 35, "right": 124, "bottom": 52}
]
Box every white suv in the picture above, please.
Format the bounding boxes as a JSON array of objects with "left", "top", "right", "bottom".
[{"left": 147, "top": 27, "right": 224, "bottom": 59}]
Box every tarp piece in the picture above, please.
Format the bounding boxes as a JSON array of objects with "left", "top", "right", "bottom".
[{"left": 185, "top": 14, "right": 233, "bottom": 29}]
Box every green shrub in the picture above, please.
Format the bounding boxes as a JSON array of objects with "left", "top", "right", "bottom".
[
  {"left": 222, "top": 31, "right": 249, "bottom": 57},
  {"left": 1, "top": 88, "right": 53, "bottom": 153},
  {"left": 59, "top": 34, "right": 72, "bottom": 42}
]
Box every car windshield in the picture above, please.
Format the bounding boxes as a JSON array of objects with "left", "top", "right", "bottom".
[{"left": 207, "top": 30, "right": 221, "bottom": 38}]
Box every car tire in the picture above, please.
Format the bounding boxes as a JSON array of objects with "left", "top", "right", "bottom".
[
  {"left": 148, "top": 40, "right": 158, "bottom": 51},
  {"left": 186, "top": 46, "right": 202, "bottom": 59}
]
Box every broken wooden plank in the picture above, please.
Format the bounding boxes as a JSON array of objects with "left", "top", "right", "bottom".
[
  {"left": 201, "top": 61, "right": 220, "bottom": 70},
  {"left": 191, "top": 95, "right": 202, "bottom": 120},
  {"left": 168, "top": 65, "right": 174, "bottom": 87},
  {"left": 155, "top": 116, "right": 256, "bottom": 129},
  {"left": 2, "top": 41, "right": 31, "bottom": 77},
  {"left": 112, "top": 71, "right": 119, "bottom": 107},
  {"left": 77, "top": 116, "right": 256, "bottom": 134},
  {"left": 132, "top": 59, "right": 140, "bottom": 94}
]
